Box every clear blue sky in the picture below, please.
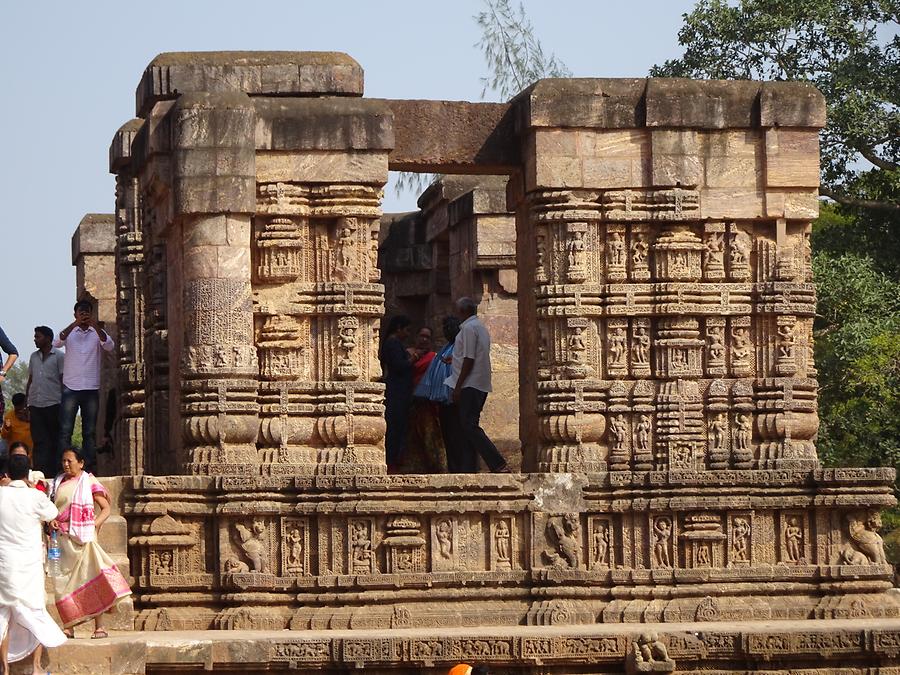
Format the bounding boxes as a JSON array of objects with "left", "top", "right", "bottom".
[{"left": 0, "top": 0, "right": 694, "bottom": 362}]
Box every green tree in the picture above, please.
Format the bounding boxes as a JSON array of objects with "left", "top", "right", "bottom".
[
  {"left": 1, "top": 360, "right": 28, "bottom": 410},
  {"left": 475, "top": 0, "right": 571, "bottom": 101}
]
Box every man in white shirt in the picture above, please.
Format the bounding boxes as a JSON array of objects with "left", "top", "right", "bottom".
[
  {"left": 0, "top": 454, "right": 67, "bottom": 672},
  {"left": 54, "top": 300, "right": 115, "bottom": 473},
  {"left": 444, "top": 297, "right": 509, "bottom": 473}
]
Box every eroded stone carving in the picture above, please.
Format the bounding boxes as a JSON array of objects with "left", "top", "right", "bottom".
[{"left": 544, "top": 514, "right": 582, "bottom": 570}]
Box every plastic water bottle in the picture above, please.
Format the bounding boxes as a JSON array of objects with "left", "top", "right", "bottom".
[{"left": 47, "top": 532, "right": 62, "bottom": 577}]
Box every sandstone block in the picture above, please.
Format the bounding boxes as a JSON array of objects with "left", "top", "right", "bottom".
[
  {"left": 760, "top": 81, "right": 827, "bottom": 128},
  {"left": 651, "top": 130, "right": 702, "bottom": 187},
  {"left": 255, "top": 150, "right": 388, "bottom": 184},
  {"left": 137, "top": 51, "right": 364, "bottom": 117},
  {"left": 765, "top": 128, "right": 820, "bottom": 187},
  {"left": 646, "top": 79, "right": 760, "bottom": 128}
]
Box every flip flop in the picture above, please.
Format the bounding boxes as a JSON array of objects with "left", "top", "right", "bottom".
[{"left": 90, "top": 629, "right": 108, "bottom": 639}]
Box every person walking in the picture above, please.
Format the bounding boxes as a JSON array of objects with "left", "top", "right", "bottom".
[
  {"left": 0, "top": 325, "right": 19, "bottom": 454},
  {"left": 26, "top": 326, "right": 64, "bottom": 479},
  {"left": 444, "top": 298, "right": 509, "bottom": 473},
  {"left": 55, "top": 300, "right": 115, "bottom": 473},
  {"left": 49, "top": 448, "right": 131, "bottom": 639},
  {"left": 435, "top": 316, "right": 467, "bottom": 471},
  {"left": 0, "top": 453, "right": 67, "bottom": 673}
]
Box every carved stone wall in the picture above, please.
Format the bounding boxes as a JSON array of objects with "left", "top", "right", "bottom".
[
  {"left": 511, "top": 80, "right": 822, "bottom": 474},
  {"left": 100, "top": 55, "right": 899, "bottom": 672},
  {"left": 110, "top": 120, "right": 146, "bottom": 475},
  {"left": 127, "top": 469, "right": 898, "bottom": 632}
]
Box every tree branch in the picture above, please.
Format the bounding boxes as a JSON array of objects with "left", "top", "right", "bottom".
[
  {"left": 856, "top": 144, "right": 900, "bottom": 172},
  {"left": 820, "top": 187, "right": 900, "bottom": 212}
]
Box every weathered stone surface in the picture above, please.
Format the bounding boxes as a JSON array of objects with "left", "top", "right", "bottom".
[
  {"left": 386, "top": 99, "right": 517, "bottom": 173},
  {"left": 85, "top": 52, "right": 898, "bottom": 674},
  {"left": 136, "top": 51, "right": 364, "bottom": 117}
]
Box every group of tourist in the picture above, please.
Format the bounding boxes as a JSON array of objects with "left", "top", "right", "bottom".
[
  {"left": 0, "top": 300, "right": 113, "bottom": 478},
  {"left": 381, "top": 297, "right": 510, "bottom": 474},
  {"left": 0, "top": 302, "right": 130, "bottom": 672}
]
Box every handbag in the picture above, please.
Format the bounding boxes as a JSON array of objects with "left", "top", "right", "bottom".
[{"left": 413, "top": 342, "right": 454, "bottom": 405}]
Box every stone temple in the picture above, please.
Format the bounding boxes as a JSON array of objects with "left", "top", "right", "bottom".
[{"left": 59, "top": 52, "right": 900, "bottom": 673}]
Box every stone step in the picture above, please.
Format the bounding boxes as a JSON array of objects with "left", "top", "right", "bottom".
[{"left": 14, "top": 618, "right": 900, "bottom": 674}]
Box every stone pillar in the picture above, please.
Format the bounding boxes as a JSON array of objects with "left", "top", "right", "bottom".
[
  {"left": 71, "top": 213, "right": 117, "bottom": 469},
  {"left": 253, "top": 97, "right": 392, "bottom": 475},
  {"left": 513, "top": 79, "right": 824, "bottom": 472},
  {"left": 171, "top": 93, "right": 260, "bottom": 475},
  {"left": 110, "top": 119, "right": 146, "bottom": 475}
]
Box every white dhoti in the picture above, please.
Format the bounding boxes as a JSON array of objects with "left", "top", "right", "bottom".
[
  {"left": 0, "top": 481, "right": 67, "bottom": 662},
  {"left": 0, "top": 604, "right": 66, "bottom": 662}
]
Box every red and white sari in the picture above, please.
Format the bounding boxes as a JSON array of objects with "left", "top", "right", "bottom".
[{"left": 51, "top": 472, "right": 131, "bottom": 628}]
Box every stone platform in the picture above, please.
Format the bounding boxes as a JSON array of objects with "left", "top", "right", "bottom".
[{"left": 23, "top": 618, "right": 900, "bottom": 674}]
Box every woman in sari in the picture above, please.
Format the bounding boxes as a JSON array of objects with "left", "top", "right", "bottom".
[
  {"left": 403, "top": 326, "right": 447, "bottom": 474},
  {"left": 49, "top": 448, "right": 131, "bottom": 639}
]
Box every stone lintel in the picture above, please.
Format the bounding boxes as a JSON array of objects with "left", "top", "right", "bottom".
[
  {"left": 109, "top": 119, "right": 144, "bottom": 173},
  {"left": 515, "top": 78, "right": 826, "bottom": 131},
  {"left": 385, "top": 99, "right": 518, "bottom": 174},
  {"left": 253, "top": 97, "right": 394, "bottom": 151},
  {"left": 136, "top": 51, "right": 364, "bottom": 118},
  {"left": 71, "top": 213, "right": 116, "bottom": 264}
]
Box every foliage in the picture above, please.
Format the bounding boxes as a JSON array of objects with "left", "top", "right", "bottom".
[
  {"left": 474, "top": 0, "right": 571, "bottom": 101},
  {"left": 651, "top": 0, "right": 899, "bottom": 214},
  {"left": 1, "top": 360, "right": 28, "bottom": 410},
  {"left": 812, "top": 205, "right": 900, "bottom": 483}
]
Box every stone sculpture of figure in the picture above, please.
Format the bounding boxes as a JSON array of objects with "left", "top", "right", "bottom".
[
  {"left": 707, "top": 327, "right": 725, "bottom": 361},
  {"left": 785, "top": 517, "right": 803, "bottom": 563},
  {"left": 609, "top": 327, "right": 627, "bottom": 366},
  {"left": 634, "top": 631, "right": 671, "bottom": 665},
  {"left": 704, "top": 232, "right": 724, "bottom": 269},
  {"left": 351, "top": 521, "right": 374, "bottom": 574},
  {"left": 653, "top": 518, "right": 672, "bottom": 568},
  {"left": 696, "top": 543, "right": 711, "bottom": 567},
  {"left": 536, "top": 234, "right": 546, "bottom": 270},
  {"left": 635, "top": 415, "right": 651, "bottom": 452},
  {"left": 672, "top": 348, "right": 686, "bottom": 369},
  {"left": 844, "top": 511, "right": 887, "bottom": 564},
  {"left": 154, "top": 549, "right": 173, "bottom": 575},
  {"left": 632, "top": 326, "right": 650, "bottom": 364},
  {"left": 567, "top": 230, "right": 586, "bottom": 269},
  {"left": 709, "top": 414, "right": 727, "bottom": 450},
  {"left": 286, "top": 527, "right": 303, "bottom": 573},
  {"left": 214, "top": 346, "right": 228, "bottom": 368},
  {"left": 494, "top": 520, "right": 511, "bottom": 564},
  {"left": 592, "top": 521, "right": 609, "bottom": 567},
  {"left": 778, "top": 323, "right": 795, "bottom": 358},
  {"left": 546, "top": 514, "right": 581, "bottom": 569},
  {"left": 568, "top": 326, "right": 586, "bottom": 363},
  {"left": 609, "top": 415, "right": 628, "bottom": 451},
  {"left": 436, "top": 519, "right": 453, "bottom": 559},
  {"left": 732, "top": 517, "right": 750, "bottom": 562},
  {"left": 730, "top": 229, "right": 751, "bottom": 266},
  {"left": 538, "top": 323, "right": 549, "bottom": 364},
  {"left": 234, "top": 519, "right": 269, "bottom": 573},
  {"left": 731, "top": 326, "right": 750, "bottom": 362},
  {"left": 734, "top": 413, "right": 751, "bottom": 451},
  {"left": 338, "top": 226, "right": 354, "bottom": 270},
  {"left": 608, "top": 231, "right": 626, "bottom": 267},
  {"left": 631, "top": 234, "right": 649, "bottom": 266},
  {"left": 223, "top": 557, "right": 249, "bottom": 574}
]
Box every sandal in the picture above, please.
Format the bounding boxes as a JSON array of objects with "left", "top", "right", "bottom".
[
  {"left": 91, "top": 629, "right": 108, "bottom": 639},
  {"left": 63, "top": 629, "right": 74, "bottom": 639}
]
